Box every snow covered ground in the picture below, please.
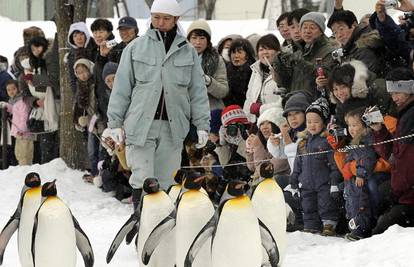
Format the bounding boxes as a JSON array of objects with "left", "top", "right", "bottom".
[{"left": 0, "top": 159, "right": 413, "bottom": 267}]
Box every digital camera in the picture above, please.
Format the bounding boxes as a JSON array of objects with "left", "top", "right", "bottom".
[
  {"left": 329, "top": 127, "right": 348, "bottom": 140},
  {"left": 106, "top": 39, "right": 117, "bottom": 48},
  {"left": 226, "top": 123, "right": 249, "bottom": 140},
  {"left": 361, "top": 106, "right": 384, "bottom": 126},
  {"left": 331, "top": 48, "right": 344, "bottom": 62}
]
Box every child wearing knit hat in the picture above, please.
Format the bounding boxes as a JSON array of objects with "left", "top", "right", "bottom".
[{"left": 285, "top": 97, "right": 341, "bottom": 236}]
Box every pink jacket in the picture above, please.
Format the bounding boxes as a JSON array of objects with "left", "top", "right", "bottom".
[{"left": 6, "top": 98, "right": 32, "bottom": 138}]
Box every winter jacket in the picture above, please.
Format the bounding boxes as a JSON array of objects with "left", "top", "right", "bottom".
[
  {"left": 330, "top": 60, "right": 397, "bottom": 127},
  {"left": 200, "top": 49, "right": 229, "bottom": 110},
  {"left": 107, "top": 28, "right": 210, "bottom": 147},
  {"left": 290, "top": 131, "right": 342, "bottom": 190},
  {"left": 341, "top": 25, "right": 384, "bottom": 76},
  {"left": 246, "top": 134, "right": 290, "bottom": 176},
  {"left": 5, "top": 95, "right": 32, "bottom": 138},
  {"left": 345, "top": 133, "right": 377, "bottom": 180},
  {"left": 223, "top": 59, "right": 254, "bottom": 107},
  {"left": 274, "top": 35, "right": 336, "bottom": 100},
  {"left": 67, "top": 22, "right": 98, "bottom": 93},
  {"left": 370, "top": 12, "right": 412, "bottom": 65},
  {"left": 243, "top": 60, "right": 283, "bottom": 123},
  {"left": 373, "top": 96, "right": 414, "bottom": 206}
]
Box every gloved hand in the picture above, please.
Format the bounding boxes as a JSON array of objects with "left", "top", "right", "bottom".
[
  {"left": 327, "top": 134, "right": 344, "bottom": 149},
  {"left": 107, "top": 128, "right": 124, "bottom": 145},
  {"left": 0, "top": 101, "right": 8, "bottom": 108},
  {"left": 101, "top": 128, "right": 117, "bottom": 156},
  {"left": 284, "top": 184, "right": 300, "bottom": 199},
  {"left": 196, "top": 130, "right": 209, "bottom": 149},
  {"left": 97, "top": 160, "right": 104, "bottom": 171},
  {"left": 249, "top": 102, "right": 261, "bottom": 116},
  {"left": 330, "top": 185, "right": 342, "bottom": 202},
  {"left": 203, "top": 75, "right": 212, "bottom": 87},
  {"left": 218, "top": 125, "right": 227, "bottom": 146}
]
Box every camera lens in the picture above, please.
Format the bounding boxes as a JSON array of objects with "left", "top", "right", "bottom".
[{"left": 226, "top": 124, "right": 239, "bottom": 137}]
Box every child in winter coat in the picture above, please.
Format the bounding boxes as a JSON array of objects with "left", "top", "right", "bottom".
[
  {"left": 286, "top": 98, "right": 341, "bottom": 235},
  {"left": 338, "top": 108, "right": 390, "bottom": 240},
  {"left": 0, "top": 80, "right": 33, "bottom": 165}
]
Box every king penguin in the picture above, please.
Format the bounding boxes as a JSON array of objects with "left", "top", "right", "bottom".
[
  {"left": 250, "top": 162, "right": 287, "bottom": 266},
  {"left": 0, "top": 172, "right": 42, "bottom": 267},
  {"left": 142, "top": 171, "right": 214, "bottom": 267},
  {"left": 106, "top": 177, "right": 175, "bottom": 266},
  {"left": 31, "top": 180, "right": 94, "bottom": 267},
  {"left": 185, "top": 180, "right": 280, "bottom": 267}
]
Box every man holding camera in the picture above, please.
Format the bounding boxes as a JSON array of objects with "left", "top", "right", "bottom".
[
  {"left": 105, "top": 0, "right": 210, "bottom": 209},
  {"left": 327, "top": 7, "right": 383, "bottom": 76}
]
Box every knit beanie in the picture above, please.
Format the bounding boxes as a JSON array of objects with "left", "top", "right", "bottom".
[
  {"left": 386, "top": 80, "right": 414, "bottom": 94},
  {"left": 257, "top": 107, "right": 286, "bottom": 128},
  {"left": 305, "top": 97, "right": 330, "bottom": 123},
  {"left": 102, "top": 62, "right": 118, "bottom": 80},
  {"left": 74, "top": 58, "right": 95, "bottom": 76},
  {"left": 282, "top": 92, "right": 310, "bottom": 117},
  {"left": 300, "top": 12, "right": 326, "bottom": 33},
  {"left": 210, "top": 109, "right": 222, "bottom": 134},
  {"left": 221, "top": 105, "right": 249, "bottom": 126},
  {"left": 150, "top": 0, "right": 182, "bottom": 16},
  {"left": 187, "top": 19, "right": 211, "bottom": 39}
]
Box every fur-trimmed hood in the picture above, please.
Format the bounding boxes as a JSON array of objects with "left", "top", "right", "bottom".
[
  {"left": 345, "top": 24, "right": 383, "bottom": 51},
  {"left": 330, "top": 59, "right": 369, "bottom": 104},
  {"left": 297, "top": 129, "right": 328, "bottom": 140}
]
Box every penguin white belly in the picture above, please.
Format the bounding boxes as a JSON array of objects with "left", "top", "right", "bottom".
[
  {"left": 212, "top": 196, "right": 262, "bottom": 267},
  {"left": 252, "top": 179, "right": 287, "bottom": 265},
  {"left": 18, "top": 187, "right": 41, "bottom": 267},
  {"left": 34, "top": 198, "right": 77, "bottom": 267},
  {"left": 137, "top": 191, "right": 175, "bottom": 267},
  {"left": 176, "top": 190, "right": 214, "bottom": 267}
]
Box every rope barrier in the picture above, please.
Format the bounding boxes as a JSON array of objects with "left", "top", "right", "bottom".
[{"left": 179, "top": 133, "right": 414, "bottom": 169}]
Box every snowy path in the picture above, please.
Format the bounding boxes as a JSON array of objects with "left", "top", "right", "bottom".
[{"left": 1, "top": 159, "right": 413, "bottom": 267}]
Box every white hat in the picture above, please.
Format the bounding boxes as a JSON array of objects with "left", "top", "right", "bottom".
[
  {"left": 257, "top": 107, "right": 286, "bottom": 128},
  {"left": 150, "top": 0, "right": 182, "bottom": 16}
]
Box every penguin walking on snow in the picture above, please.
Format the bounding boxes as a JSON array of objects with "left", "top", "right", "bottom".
[
  {"left": 250, "top": 162, "right": 287, "bottom": 266},
  {"left": 31, "top": 180, "right": 94, "bottom": 267},
  {"left": 0, "top": 172, "right": 42, "bottom": 267},
  {"left": 185, "top": 180, "right": 280, "bottom": 267},
  {"left": 142, "top": 171, "right": 214, "bottom": 267},
  {"left": 106, "top": 177, "right": 175, "bottom": 266}
]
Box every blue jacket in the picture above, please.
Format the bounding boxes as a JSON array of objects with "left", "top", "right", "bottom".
[
  {"left": 345, "top": 133, "right": 377, "bottom": 180},
  {"left": 0, "top": 71, "right": 14, "bottom": 101},
  {"left": 290, "top": 131, "right": 341, "bottom": 190},
  {"left": 107, "top": 27, "right": 210, "bottom": 147}
]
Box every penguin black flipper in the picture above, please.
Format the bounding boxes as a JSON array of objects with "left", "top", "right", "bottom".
[
  {"left": 72, "top": 215, "right": 94, "bottom": 267},
  {"left": 31, "top": 203, "right": 42, "bottom": 267},
  {"left": 125, "top": 199, "right": 144, "bottom": 245},
  {"left": 258, "top": 219, "right": 279, "bottom": 267},
  {"left": 0, "top": 190, "right": 25, "bottom": 265},
  {"left": 0, "top": 209, "right": 20, "bottom": 264},
  {"left": 141, "top": 209, "right": 177, "bottom": 265},
  {"left": 106, "top": 211, "right": 140, "bottom": 263},
  {"left": 184, "top": 211, "right": 219, "bottom": 267}
]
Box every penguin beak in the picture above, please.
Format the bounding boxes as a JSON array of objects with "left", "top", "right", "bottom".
[{"left": 49, "top": 179, "right": 57, "bottom": 188}]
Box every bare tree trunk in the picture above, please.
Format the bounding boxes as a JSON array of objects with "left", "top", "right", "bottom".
[
  {"left": 96, "top": 0, "right": 114, "bottom": 17},
  {"left": 73, "top": 0, "right": 88, "bottom": 22},
  {"left": 204, "top": 0, "right": 216, "bottom": 20},
  {"left": 56, "top": 0, "right": 89, "bottom": 170},
  {"left": 27, "top": 0, "right": 32, "bottom": 20},
  {"left": 197, "top": 0, "right": 205, "bottom": 19},
  {"left": 145, "top": 0, "right": 154, "bottom": 9},
  {"left": 282, "top": 0, "right": 291, "bottom": 13},
  {"left": 267, "top": 0, "right": 282, "bottom": 30}
]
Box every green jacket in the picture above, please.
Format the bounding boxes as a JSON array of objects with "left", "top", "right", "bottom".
[{"left": 107, "top": 28, "right": 210, "bottom": 147}]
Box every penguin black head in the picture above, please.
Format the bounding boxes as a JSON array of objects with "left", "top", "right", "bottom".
[
  {"left": 25, "top": 172, "right": 41, "bottom": 188},
  {"left": 227, "top": 180, "right": 248, "bottom": 197},
  {"left": 41, "top": 179, "right": 57, "bottom": 197},
  {"left": 183, "top": 171, "right": 204, "bottom": 190},
  {"left": 259, "top": 162, "right": 274, "bottom": 179},
  {"left": 173, "top": 169, "right": 186, "bottom": 184},
  {"left": 143, "top": 177, "right": 160, "bottom": 194}
]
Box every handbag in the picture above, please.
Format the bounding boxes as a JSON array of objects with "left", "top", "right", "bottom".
[{"left": 27, "top": 108, "right": 45, "bottom": 133}]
